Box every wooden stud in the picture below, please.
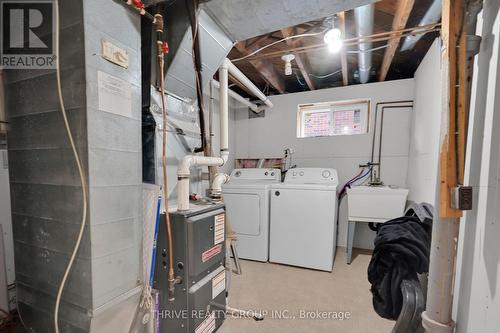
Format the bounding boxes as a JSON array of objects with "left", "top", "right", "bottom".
[
  {"left": 438, "top": 0, "right": 467, "bottom": 218},
  {"left": 378, "top": 0, "right": 415, "bottom": 81}
]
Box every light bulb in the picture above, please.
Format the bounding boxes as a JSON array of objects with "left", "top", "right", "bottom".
[{"left": 323, "top": 28, "right": 343, "bottom": 53}]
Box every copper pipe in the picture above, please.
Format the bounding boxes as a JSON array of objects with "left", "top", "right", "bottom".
[
  {"left": 155, "top": 13, "right": 177, "bottom": 302},
  {"left": 370, "top": 101, "right": 414, "bottom": 184}
]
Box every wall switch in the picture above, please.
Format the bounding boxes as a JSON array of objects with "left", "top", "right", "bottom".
[{"left": 451, "top": 186, "right": 473, "bottom": 211}]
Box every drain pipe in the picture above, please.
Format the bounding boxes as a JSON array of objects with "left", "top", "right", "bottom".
[{"left": 354, "top": 4, "right": 375, "bottom": 84}]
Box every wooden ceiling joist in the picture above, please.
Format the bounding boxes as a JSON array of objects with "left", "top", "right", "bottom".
[
  {"left": 378, "top": 0, "right": 415, "bottom": 81},
  {"left": 337, "top": 12, "right": 349, "bottom": 86},
  {"left": 234, "top": 42, "right": 286, "bottom": 94},
  {"left": 281, "top": 27, "right": 315, "bottom": 90}
]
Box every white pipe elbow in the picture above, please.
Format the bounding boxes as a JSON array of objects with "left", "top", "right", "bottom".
[
  {"left": 211, "top": 173, "right": 230, "bottom": 197},
  {"left": 178, "top": 155, "right": 195, "bottom": 178}
]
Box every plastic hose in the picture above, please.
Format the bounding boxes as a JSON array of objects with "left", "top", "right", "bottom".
[{"left": 53, "top": 1, "right": 88, "bottom": 332}]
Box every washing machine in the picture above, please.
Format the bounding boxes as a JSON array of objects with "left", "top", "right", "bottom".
[
  {"left": 269, "top": 168, "right": 338, "bottom": 271},
  {"left": 222, "top": 168, "right": 282, "bottom": 261}
]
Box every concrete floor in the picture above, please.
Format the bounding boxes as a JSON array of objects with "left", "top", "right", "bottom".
[{"left": 218, "top": 249, "right": 394, "bottom": 333}]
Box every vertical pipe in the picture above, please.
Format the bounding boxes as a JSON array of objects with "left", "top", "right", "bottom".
[
  {"left": 219, "top": 62, "right": 229, "bottom": 152},
  {"left": 207, "top": 81, "right": 217, "bottom": 186},
  {"left": 354, "top": 4, "right": 375, "bottom": 84},
  {"left": 422, "top": 216, "right": 460, "bottom": 333}
]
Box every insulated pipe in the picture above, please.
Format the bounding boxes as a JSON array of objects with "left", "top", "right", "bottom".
[
  {"left": 400, "top": 0, "right": 442, "bottom": 52},
  {"left": 211, "top": 80, "right": 261, "bottom": 112},
  {"left": 354, "top": 4, "right": 375, "bottom": 84},
  {"left": 224, "top": 59, "right": 273, "bottom": 109}
]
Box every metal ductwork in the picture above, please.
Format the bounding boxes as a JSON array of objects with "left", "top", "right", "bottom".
[
  {"left": 202, "top": 0, "right": 378, "bottom": 41},
  {"left": 354, "top": 4, "right": 375, "bottom": 84},
  {"left": 5, "top": 1, "right": 143, "bottom": 331},
  {"left": 400, "top": 0, "right": 442, "bottom": 52},
  {"left": 160, "top": 3, "right": 234, "bottom": 100}
]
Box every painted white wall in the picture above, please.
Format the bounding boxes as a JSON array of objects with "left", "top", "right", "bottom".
[
  {"left": 454, "top": 3, "right": 500, "bottom": 332},
  {"left": 406, "top": 39, "right": 442, "bottom": 204},
  {"left": 234, "top": 79, "right": 415, "bottom": 249}
]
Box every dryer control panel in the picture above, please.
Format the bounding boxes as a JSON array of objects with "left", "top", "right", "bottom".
[
  {"left": 285, "top": 168, "right": 338, "bottom": 185},
  {"left": 229, "top": 168, "right": 281, "bottom": 182}
]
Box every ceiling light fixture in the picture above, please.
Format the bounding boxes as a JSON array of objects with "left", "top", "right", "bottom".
[
  {"left": 281, "top": 54, "right": 295, "bottom": 76},
  {"left": 323, "top": 17, "right": 343, "bottom": 53}
]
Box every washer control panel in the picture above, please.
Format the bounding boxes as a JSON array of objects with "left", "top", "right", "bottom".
[{"left": 285, "top": 168, "right": 338, "bottom": 185}]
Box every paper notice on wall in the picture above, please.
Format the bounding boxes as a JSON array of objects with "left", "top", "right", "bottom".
[
  {"left": 212, "top": 270, "right": 226, "bottom": 299},
  {"left": 98, "top": 70, "right": 132, "bottom": 118},
  {"left": 214, "top": 214, "right": 225, "bottom": 245},
  {"left": 195, "top": 312, "right": 216, "bottom": 333}
]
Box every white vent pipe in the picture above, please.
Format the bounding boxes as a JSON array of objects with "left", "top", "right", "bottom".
[
  {"left": 177, "top": 61, "right": 230, "bottom": 210},
  {"left": 354, "top": 4, "right": 375, "bottom": 84},
  {"left": 224, "top": 58, "right": 273, "bottom": 109},
  {"left": 211, "top": 80, "right": 260, "bottom": 112},
  {"left": 177, "top": 58, "right": 273, "bottom": 210}
]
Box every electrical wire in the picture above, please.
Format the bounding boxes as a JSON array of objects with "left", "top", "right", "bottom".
[
  {"left": 53, "top": 1, "right": 88, "bottom": 332},
  {"left": 294, "top": 71, "right": 306, "bottom": 87},
  {"left": 232, "top": 28, "right": 328, "bottom": 62},
  {"left": 346, "top": 44, "right": 389, "bottom": 54},
  {"left": 309, "top": 69, "right": 342, "bottom": 79}
]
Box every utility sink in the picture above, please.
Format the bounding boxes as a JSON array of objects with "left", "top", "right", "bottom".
[{"left": 347, "top": 185, "right": 409, "bottom": 223}]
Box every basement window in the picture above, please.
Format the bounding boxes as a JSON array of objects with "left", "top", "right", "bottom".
[{"left": 297, "top": 99, "right": 370, "bottom": 138}]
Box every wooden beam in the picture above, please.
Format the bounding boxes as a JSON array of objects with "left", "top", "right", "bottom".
[
  {"left": 280, "top": 27, "right": 315, "bottom": 90},
  {"left": 338, "top": 12, "right": 349, "bottom": 86},
  {"left": 246, "top": 34, "right": 272, "bottom": 50},
  {"left": 438, "top": 0, "right": 467, "bottom": 218},
  {"left": 378, "top": 0, "right": 415, "bottom": 81},
  {"left": 234, "top": 42, "right": 286, "bottom": 93}
]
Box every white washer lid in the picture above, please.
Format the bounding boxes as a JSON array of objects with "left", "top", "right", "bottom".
[{"left": 271, "top": 183, "right": 338, "bottom": 191}]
